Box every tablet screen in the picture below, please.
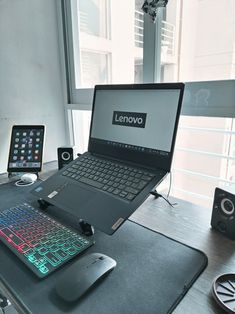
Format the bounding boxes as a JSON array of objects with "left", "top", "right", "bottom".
[{"left": 7, "top": 125, "right": 45, "bottom": 173}]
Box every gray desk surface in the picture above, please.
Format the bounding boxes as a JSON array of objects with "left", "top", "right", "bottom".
[{"left": 0, "top": 162, "right": 231, "bottom": 314}]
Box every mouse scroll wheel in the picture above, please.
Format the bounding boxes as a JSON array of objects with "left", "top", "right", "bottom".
[{"left": 99, "top": 256, "right": 105, "bottom": 260}]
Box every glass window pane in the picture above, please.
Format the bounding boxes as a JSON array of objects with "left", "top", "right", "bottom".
[
  {"left": 171, "top": 115, "right": 235, "bottom": 208},
  {"left": 72, "top": 0, "right": 143, "bottom": 88},
  {"left": 160, "top": 1, "right": 235, "bottom": 208},
  {"left": 72, "top": 110, "right": 91, "bottom": 154},
  {"left": 176, "top": 117, "right": 233, "bottom": 153},
  {"left": 79, "top": 0, "right": 109, "bottom": 38},
  {"left": 80, "top": 50, "right": 110, "bottom": 87},
  {"left": 163, "top": 0, "right": 235, "bottom": 82}
]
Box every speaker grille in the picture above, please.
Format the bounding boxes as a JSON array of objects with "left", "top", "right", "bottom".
[
  {"left": 57, "top": 147, "right": 74, "bottom": 170},
  {"left": 211, "top": 187, "right": 235, "bottom": 240}
]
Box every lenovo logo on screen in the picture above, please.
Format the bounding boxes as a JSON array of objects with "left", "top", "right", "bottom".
[{"left": 112, "top": 111, "right": 147, "bottom": 128}]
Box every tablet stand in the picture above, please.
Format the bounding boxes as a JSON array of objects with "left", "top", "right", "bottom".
[
  {"left": 8, "top": 172, "right": 19, "bottom": 179},
  {"left": 8, "top": 172, "right": 39, "bottom": 179}
]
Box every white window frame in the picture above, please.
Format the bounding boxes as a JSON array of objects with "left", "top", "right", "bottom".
[
  {"left": 60, "top": 0, "right": 235, "bottom": 117},
  {"left": 61, "top": 0, "right": 163, "bottom": 107}
]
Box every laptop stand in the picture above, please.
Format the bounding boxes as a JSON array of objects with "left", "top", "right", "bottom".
[
  {"left": 37, "top": 199, "right": 95, "bottom": 236},
  {"left": 38, "top": 199, "right": 51, "bottom": 210},
  {"left": 78, "top": 219, "right": 95, "bottom": 236}
]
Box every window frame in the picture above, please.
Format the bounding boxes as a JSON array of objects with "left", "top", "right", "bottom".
[
  {"left": 61, "top": 0, "right": 235, "bottom": 118},
  {"left": 61, "top": 0, "right": 164, "bottom": 109}
]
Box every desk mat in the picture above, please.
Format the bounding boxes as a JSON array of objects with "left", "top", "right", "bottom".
[{"left": 0, "top": 181, "right": 208, "bottom": 314}]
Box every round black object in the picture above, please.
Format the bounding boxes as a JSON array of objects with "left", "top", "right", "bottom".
[
  {"left": 221, "top": 198, "right": 235, "bottom": 216},
  {"left": 217, "top": 221, "right": 227, "bottom": 232},
  {"left": 61, "top": 151, "right": 71, "bottom": 161},
  {"left": 212, "top": 273, "right": 235, "bottom": 313},
  {"left": 0, "top": 294, "right": 8, "bottom": 308}
]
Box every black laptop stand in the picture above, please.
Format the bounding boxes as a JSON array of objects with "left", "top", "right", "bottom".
[{"left": 37, "top": 198, "right": 95, "bottom": 236}]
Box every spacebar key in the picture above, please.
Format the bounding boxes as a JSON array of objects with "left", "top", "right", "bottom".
[{"left": 79, "top": 177, "right": 104, "bottom": 189}]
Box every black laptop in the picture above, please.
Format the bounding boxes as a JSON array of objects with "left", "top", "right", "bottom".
[{"left": 32, "top": 83, "right": 184, "bottom": 235}]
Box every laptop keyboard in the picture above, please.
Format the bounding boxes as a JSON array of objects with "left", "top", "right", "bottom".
[
  {"left": 0, "top": 203, "right": 93, "bottom": 278},
  {"left": 62, "top": 155, "right": 155, "bottom": 201}
]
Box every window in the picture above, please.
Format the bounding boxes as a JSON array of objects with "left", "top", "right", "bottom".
[
  {"left": 80, "top": 50, "right": 110, "bottom": 87},
  {"left": 67, "top": 0, "right": 144, "bottom": 155},
  {"left": 72, "top": 110, "right": 91, "bottom": 153},
  {"left": 159, "top": 0, "right": 235, "bottom": 208},
  {"left": 172, "top": 116, "right": 235, "bottom": 208},
  {"left": 162, "top": 0, "right": 235, "bottom": 82},
  {"left": 79, "top": 0, "right": 109, "bottom": 38},
  {"left": 69, "top": 0, "right": 144, "bottom": 92}
]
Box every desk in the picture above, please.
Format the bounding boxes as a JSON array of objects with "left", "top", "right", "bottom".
[{"left": 0, "top": 162, "right": 231, "bottom": 314}]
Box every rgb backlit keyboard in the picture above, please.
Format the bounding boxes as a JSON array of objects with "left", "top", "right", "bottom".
[{"left": 0, "top": 203, "right": 93, "bottom": 278}]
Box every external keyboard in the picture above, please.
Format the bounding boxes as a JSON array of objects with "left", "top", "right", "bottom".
[
  {"left": 0, "top": 203, "right": 93, "bottom": 278},
  {"left": 62, "top": 155, "right": 155, "bottom": 201}
]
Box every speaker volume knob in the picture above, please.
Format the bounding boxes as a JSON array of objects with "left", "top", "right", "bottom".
[
  {"left": 221, "top": 198, "right": 234, "bottom": 216},
  {"left": 61, "top": 151, "right": 71, "bottom": 161}
]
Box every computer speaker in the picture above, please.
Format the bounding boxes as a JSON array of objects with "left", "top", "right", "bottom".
[
  {"left": 211, "top": 187, "right": 235, "bottom": 240},
  {"left": 57, "top": 147, "right": 74, "bottom": 170}
]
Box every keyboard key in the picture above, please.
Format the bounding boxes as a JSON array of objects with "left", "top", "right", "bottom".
[
  {"left": 79, "top": 177, "right": 104, "bottom": 189},
  {"left": 38, "top": 247, "right": 48, "bottom": 255},
  {"left": 107, "top": 187, "right": 114, "bottom": 193},
  {"left": 67, "top": 247, "right": 78, "bottom": 256},
  {"left": 45, "top": 252, "right": 61, "bottom": 266},
  {"left": 0, "top": 228, "right": 24, "bottom": 246},
  {"left": 73, "top": 241, "right": 83, "bottom": 249},
  {"left": 39, "top": 265, "right": 49, "bottom": 275},
  {"left": 125, "top": 187, "right": 139, "bottom": 195},
  {"left": 119, "top": 191, "right": 128, "bottom": 198},
  {"left": 18, "top": 243, "right": 31, "bottom": 253},
  {"left": 113, "top": 189, "right": 121, "bottom": 195},
  {"left": 55, "top": 249, "right": 69, "bottom": 260},
  {"left": 142, "top": 175, "right": 153, "bottom": 181},
  {"left": 126, "top": 193, "right": 135, "bottom": 201}
]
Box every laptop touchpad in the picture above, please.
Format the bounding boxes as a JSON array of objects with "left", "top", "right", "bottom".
[{"left": 54, "top": 184, "right": 96, "bottom": 217}]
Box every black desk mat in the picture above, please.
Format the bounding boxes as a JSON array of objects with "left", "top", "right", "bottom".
[{"left": 0, "top": 181, "right": 208, "bottom": 314}]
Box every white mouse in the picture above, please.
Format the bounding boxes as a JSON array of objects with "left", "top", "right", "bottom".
[{"left": 21, "top": 173, "right": 37, "bottom": 183}]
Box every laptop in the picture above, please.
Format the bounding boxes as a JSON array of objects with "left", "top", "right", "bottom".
[{"left": 32, "top": 83, "right": 184, "bottom": 235}]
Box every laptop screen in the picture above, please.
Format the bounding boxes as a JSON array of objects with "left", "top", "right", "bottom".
[{"left": 89, "top": 83, "right": 184, "bottom": 171}]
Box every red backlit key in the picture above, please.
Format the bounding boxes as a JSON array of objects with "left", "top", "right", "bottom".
[
  {"left": 18, "top": 243, "right": 30, "bottom": 253},
  {"left": 0, "top": 227, "right": 24, "bottom": 246}
]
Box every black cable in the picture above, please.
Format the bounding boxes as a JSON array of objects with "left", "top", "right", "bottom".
[
  {"left": 150, "top": 171, "right": 177, "bottom": 207},
  {"left": 160, "top": 194, "right": 177, "bottom": 207},
  {"left": 150, "top": 190, "right": 177, "bottom": 207}
]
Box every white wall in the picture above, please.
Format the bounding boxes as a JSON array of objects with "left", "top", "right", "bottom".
[{"left": 0, "top": 0, "right": 68, "bottom": 173}]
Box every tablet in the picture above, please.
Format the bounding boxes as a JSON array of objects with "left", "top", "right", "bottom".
[{"left": 7, "top": 125, "right": 45, "bottom": 173}]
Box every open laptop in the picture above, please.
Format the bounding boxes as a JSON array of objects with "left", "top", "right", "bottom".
[{"left": 32, "top": 83, "right": 184, "bottom": 235}]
